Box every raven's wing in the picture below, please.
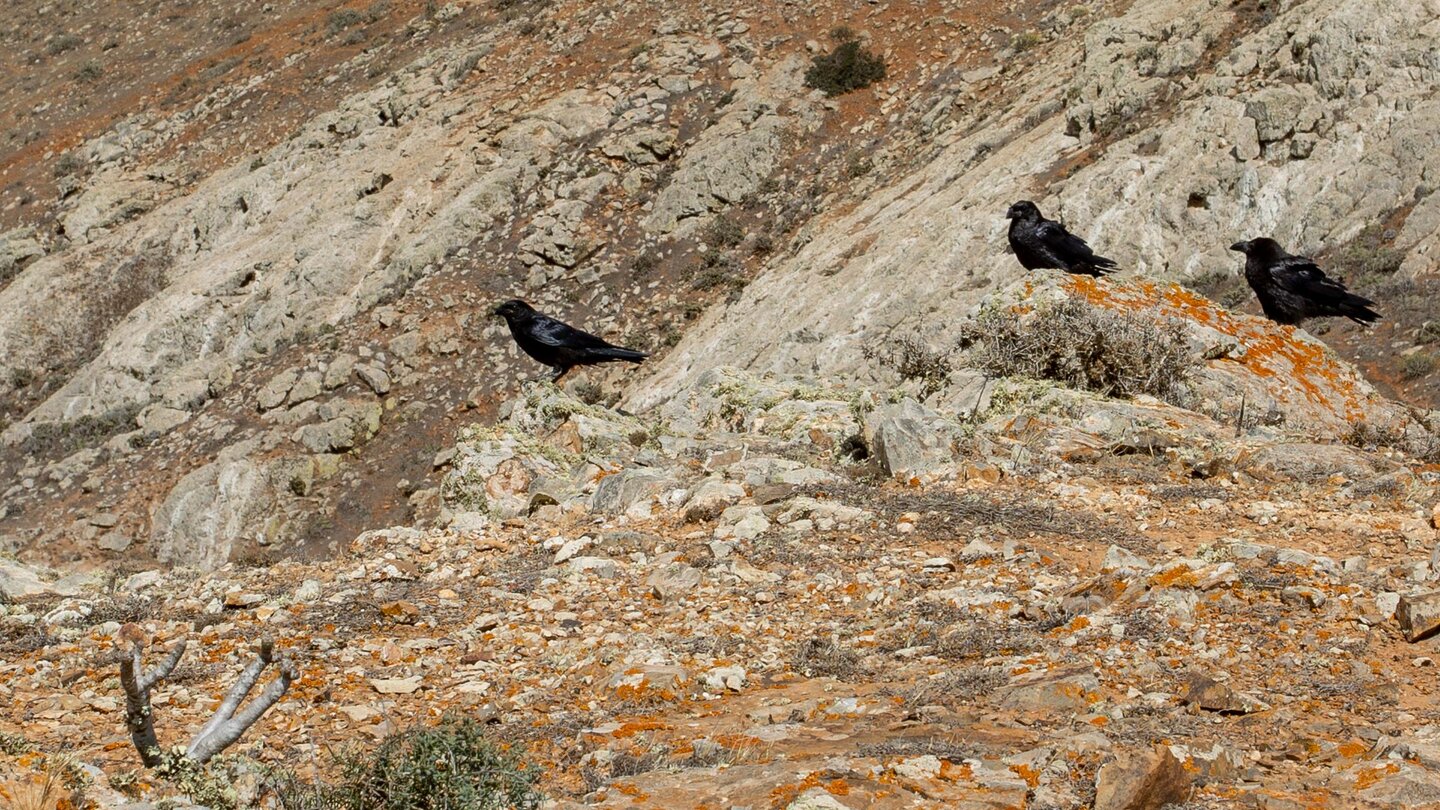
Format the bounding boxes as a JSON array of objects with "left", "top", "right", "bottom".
[
  {"left": 1037, "top": 220, "right": 1115, "bottom": 269},
  {"left": 1268, "top": 256, "right": 1373, "bottom": 307},
  {"left": 527, "top": 314, "right": 618, "bottom": 351}
]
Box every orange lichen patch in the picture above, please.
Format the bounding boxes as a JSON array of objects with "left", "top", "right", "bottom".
[
  {"left": 614, "top": 718, "right": 669, "bottom": 738},
  {"left": 1337, "top": 741, "right": 1369, "bottom": 759},
  {"left": 1065, "top": 615, "right": 1091, "bottom": 632},
  {"left": 1057, "top": 274, "right": 1377, "bottom": 421},
  {"left": 1149, "top": 566, "right": 1200, "bottom": 589},
  {"left": 614, "top": 782, "right": 647, "bottom": 799},
  {"left": 1010, "top": 763, "right": 1041, "bottom": 787},
  {"left": 1353, "top": 762, "right": 1400, "bottom": 790}
]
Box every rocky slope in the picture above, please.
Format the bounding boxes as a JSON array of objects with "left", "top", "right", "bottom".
[
  {"left": 2, "top": 0, "right": 1440, "bottom": 807},
  {"left": 5, "top": 280, "right": 1440, "bottom": 808}
]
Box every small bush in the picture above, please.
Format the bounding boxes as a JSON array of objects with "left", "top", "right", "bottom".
[
  {"left": 1331, "top": 223, "right": 1404, "bottom": 280},
  {"left": 804, "top": 35, "right": 887, "bottom": 97},
  {"left": 53, "top": 151, "right": 85, "bottom": 177},
  {"left": 702, "top": 216, "right": 745, "bottom": 249},
  {"left": 1011, "top": 31, "right": 1044, "bottom": 52},
  {"left": 863, "top": 334, "right": 953, "bottom": 399},
  {"left": 272, "top": 716, "right": 541, "bottom": 810},
  {"left": 20, "top": 405, "right": 143, "bottom": 459},
  {"left": 751, "top": 233, "right": 775, "bottom": 255},
  {"left": 847, "top": 155, "right": 874, "bottom": 178},
  {"left": 47, "top": 34, "right": 84, "bottom": 55},
  {"left": 326, "top": 9, "right": 366, "bottom": 35},
  {"left": 74, "top": 60, "right": 103, "bottom": 82},
  {"left": 958, "top": 298, "right": 1194, "bottom": 404},
  {"left": 1402, "top": 352, "right": 1435, "bottom": 380},
  {"left": 792, "top": 636, "right": 865, "bottom": 681}
]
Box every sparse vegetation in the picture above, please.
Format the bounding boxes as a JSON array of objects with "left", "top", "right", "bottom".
[
  {"left": 792, "top": 636, "right": 865, "bottom": 680},
  {"left": 958, "top": 298, "right": 1195, "bottom": 404},
  {"left": 46, "top": 34, "right": 83, "bottom": 55},
  {"left": 804, "top": 29, "right": 887, "bottom": 97},
  {"left": 1183, "top": 268, "right": 1250, "bottom": 310},
  {"left": 1331, "top": 223, "right": 1405, "bottom": 282},
  {"left": 1010, "top": 30, "right": 1044, "bottom": 52},
  {"left": 327, "top": 9, "right": 367, "bottom": 35},
  {"left": 19, "top": 404, "right": 143, "bottom": 459},
  {"left": 702, "top": 216, "right": 745, "bottom": 249},
  {"left": 272, "top": 715, "right": 542, "bottom": 810},
  {"left": 863, "top": 334, "right": 953, "bottom": 399},
  {"left": 1402, "top": 352, "right": 1435, "bottom": 380},
  {"left": 53, "top": 151, "right": 85, "bottom": 178},
  {"left": 74, "top": 60, "right": 103, "bottom": 82}
]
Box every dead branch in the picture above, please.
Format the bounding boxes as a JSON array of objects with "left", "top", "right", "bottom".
[{"left": 119, "top": 637, "right": 296, "bottom": 767}]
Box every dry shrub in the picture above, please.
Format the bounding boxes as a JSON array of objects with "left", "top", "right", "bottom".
[
  {"left": 958, "top": 298, "right": 1194, "bottom": 404},
  {"left": 792, "top": 636, "right": 865, "bottom": 681},
  {"left": 863, "top": 334, "right": 953, "bottom": 398}
]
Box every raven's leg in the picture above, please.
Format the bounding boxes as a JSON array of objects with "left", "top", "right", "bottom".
[{"left": 551, "top": 365, "right": 570, "bottom": 383}]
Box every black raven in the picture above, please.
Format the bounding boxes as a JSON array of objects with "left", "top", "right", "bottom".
[
  {"left": 493, "top": 299, "right": 649, "bottom": 381},
  {"left": 1005, "top": 200, "right": 1117, "bottom": 277},
  {"left": 1229, "top": 238, "right": 1380, "bottom": 326}
]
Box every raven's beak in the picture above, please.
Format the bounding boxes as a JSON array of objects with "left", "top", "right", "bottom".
[
  {"left": 1228, "top": 241, "right": 1247, "bottom": 252},
  {"left": 491, "top": 304, "right": 506, "bottom": 316},
  {"left": 1004, "top": 208, "right": 1017, "bottom": 220}
]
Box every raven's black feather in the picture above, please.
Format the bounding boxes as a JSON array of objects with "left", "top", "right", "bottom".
[{"left": 1230, "top": 238, "right": 1379, "bottom": 326}]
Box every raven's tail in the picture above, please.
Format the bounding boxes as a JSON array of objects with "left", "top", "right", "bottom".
[
  {"left": 1342, "top": 294, "right": 1381, "bottom": 325},
  {"left": 597, "top": 346, "right": 649, "bottom": 364}
]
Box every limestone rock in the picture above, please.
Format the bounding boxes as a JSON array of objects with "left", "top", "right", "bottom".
[
  {"left": 1397, "top": 591, "right": 1440, "bottom": 642},
  {"left": 1093, "top": 745, "right": 1191, "bottom": 810}
]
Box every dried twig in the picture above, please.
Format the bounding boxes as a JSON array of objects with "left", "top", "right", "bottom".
[{"left": 119, "top": 636, "right": 297, "bottom": 768}]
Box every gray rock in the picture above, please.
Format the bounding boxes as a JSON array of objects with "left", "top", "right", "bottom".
[
  {"left": 0, "top": 562, "right": 54, "bottom": 599},
  {"left": 1397, "top": 591, "right": 1440, "bottom": 642},
  {"left": 150, "top": 456, "right": 278, "bottom": 570},
  {"left": 324, "top": 354, "right": 357, "bottom": 389},
  {"left": 864, "top": 398, "right": 959, "bottom": 480},
  {"left": 257, "top": 369, "right": 299, "bottom": 411},
  {"left": 355, "top": 363, "right": 392, "bottom": 395},
  {"left": 287, "top": 370, "right": 324, "bottom": 405},
  {"left": 647, "top": 562, "right": 702, "bottom": 601},
  {"left": 97, "top": 531, "right": 132, "bottom": 552}
]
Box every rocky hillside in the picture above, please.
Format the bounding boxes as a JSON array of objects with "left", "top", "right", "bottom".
[
  {"left": 2, "top": 0, "right": 1440, "bottom": 807},
  {"left": 5, "top": 278, "right": 1440, "bottom": 808}
]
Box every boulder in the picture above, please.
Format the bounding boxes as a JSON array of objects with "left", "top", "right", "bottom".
[{"left": 1093, "top": 745, "right": 1191, "bottom": 810}]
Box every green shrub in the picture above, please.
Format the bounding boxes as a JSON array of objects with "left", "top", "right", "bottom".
[
  {"left": 47, "top": 34, "right": 84, "bottom": 55},
  {"left": 702, "top": 216, "right": 744, "bottom": 249},
  {"left": 327, "top": 9, "right": 366, "bottom": 35},
  {"left": 1331, "top": 223, "right": 1404, "bottom": 280},
  {"left": 958, "top": 298, "right": 1194, "bottom": 404},
  {"left": 1011, "top": 31, "right": 1044, "bottom": 52},
  {"left": 74, "top": 60, "right": 104, "bottom": 82},
  {"left": 804, "top": 35, "right": 887, "bottom": 97},
  {"left": 272, "top": 716, "right": 541, "bottom": 810},
  {"left": 1402, "top": 352, "right": 1434, "bottom": 380}
]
